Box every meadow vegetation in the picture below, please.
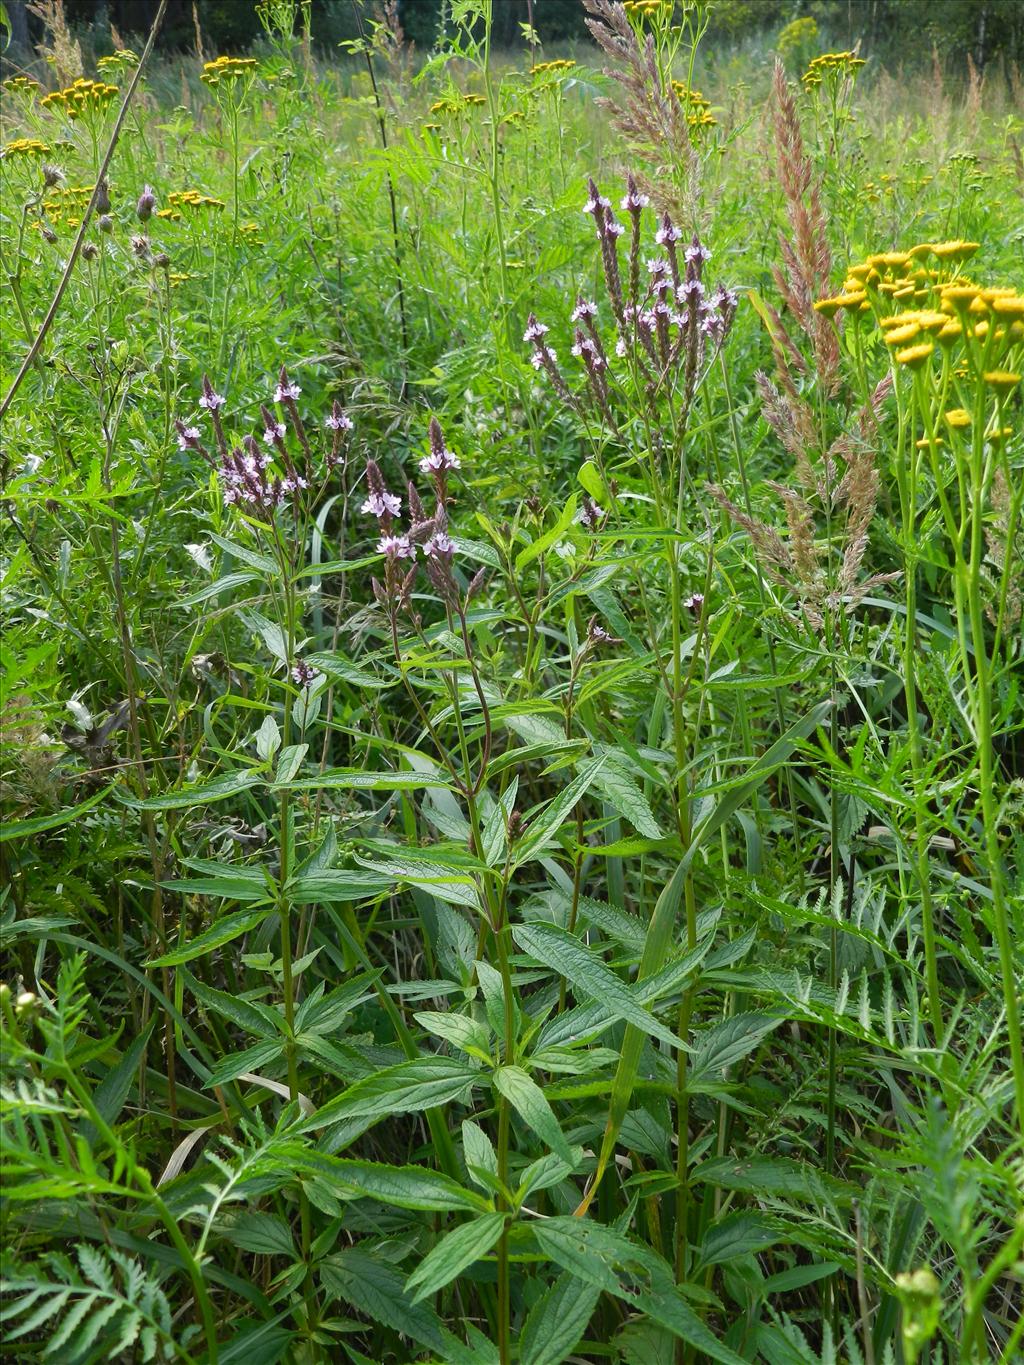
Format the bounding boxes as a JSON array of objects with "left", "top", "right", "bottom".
[{"left": 1, "top": 1, "right": 1022, "bottom": 1362}]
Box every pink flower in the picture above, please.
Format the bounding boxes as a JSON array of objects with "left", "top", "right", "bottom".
[
  {"left": 291, "top": 659, "right": 320, "bottom": 688},
  {"left": 362, "top": 490, "right": 402, "bottom": 518},
  {"left": 378, "top": 533, "right": 414, "bottom": 559},
  {"left": 423, "top": 530, "right": 454, "bottom": 558}
]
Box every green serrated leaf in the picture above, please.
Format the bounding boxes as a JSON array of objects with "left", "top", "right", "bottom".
[{"left": 405, "top": 1211, "right": 506, "bottom": 1302}]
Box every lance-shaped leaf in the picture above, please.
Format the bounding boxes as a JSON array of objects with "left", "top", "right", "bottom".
[
  {"left": 512, "top": 921, "right": 680, "bottom": 1050},
  {"left": 301, "top": 1056, "right": 481, "bottom": 1136},
  {"left": 493, "top": 1065, "right": 572, "bottom": 1164},
  {"left": 405, "top": 1211, "right": 506, "bottom": 1303}
]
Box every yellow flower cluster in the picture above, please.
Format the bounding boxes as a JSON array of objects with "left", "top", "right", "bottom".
[
  {"left": 802, "top": 50, "right": 866, "bottom": 87},
  {"left": 168, "top": 189, "right": 226, "bottom": 210},
  {"left": 40, "top": 183, "right": 95, "bottom": 224},
  {"left": 671, "top": 82, "right": 711, "bottom": 111},
  {"left": 97, "top": 49, "right": 139, "bottom": 74},
  {"left": 200, "top": 56, "right": 258, "bottom": 87},
  {"left": 1, "top": 138, "right": 51, "bottom": 159},
  {"left": 2, "top": 75, "right": 42, "bottom": 96},
  {"left": 239, "top": 221, "right": 264, "bottom": 245},
  {"left": 428, "top": 93, "right": 485, "bottom": 116},
  {"left": 623, "top": 0, "right": 666, "bottom": 16},
  {"left": 671, "top": 83, "right": 718, "bottom": 130},
  {"left": 531, "top": 59, "right": 576, "bottom": 77},
  {"left": 41, "top": 78, "right": 119, "bottom": 117},
  {"left": 816, "top": 245, "right": 1023, "bottom": 388}
]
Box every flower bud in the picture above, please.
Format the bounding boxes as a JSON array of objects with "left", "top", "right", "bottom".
[
  {"left": 136, "top": 184, "right": 156, "bottom": 220},
  {"left": 154, "top": 252, "right": 170, "bottom": 269},
  {"left": 95, "top": 178, "right": 111, "bottom": 213},
  {"left": 15, "top": 991, "right": 37, "bottom": 1016},
  {"left": 98, "top": 214, "right": 113, "bottom": 233}
]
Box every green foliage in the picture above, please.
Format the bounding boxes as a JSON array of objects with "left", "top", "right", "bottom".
[{"left": 1, "top": 5, "right": 1022, "bottom": 1365}]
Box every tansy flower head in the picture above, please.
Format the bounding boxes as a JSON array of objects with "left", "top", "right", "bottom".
[
  {"left": 944, "top": 408, "right": 971, "bottom": 428},
  {"left": 896, "top": 342, "right": 934, "bottom": 369},
  {"left": 983, "top": 370, "right": 1020, "bottom": 396},
  {"left": 884, "top": 323, "right": 921, "bottom": 347}
]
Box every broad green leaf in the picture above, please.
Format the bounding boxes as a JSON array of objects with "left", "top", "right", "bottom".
[
  {"left": 275, "top": 768, "right": 453, "bottom": 792},
  {"left": 321, "top": 1158, "right": 487, "bottom": 1212},
  {"left": 594, "top": 756, "right": 663, "bottom": 839},
  {"left": 208, "top": 532, "right": 278, "bottom": 575},
  {"left": 218, "top": 1320, "right": 295, "bottom": 1365},
  {"left": 179, "top": 570, "right": 259, "bottom": 607},
  {"left": 512, "top": 757, "right": 606, "bottom": 868},
  {"left": 358, "top": 855, "right": 480, "bottom": 908},
  {"left": 163, "top": 872, "right": 271, "bottom": 902},
  {"left": 287, "top": 869, "right": 391, "bottom": 904},
  {"left": 405, "top": 1211, "right": 506, "bottom": 1302},
  {"left": 630, "top": 1282, "right": 749, "bottom": 1365},
  {"left": 255, "top": 714, "right": 281, "bottom": 761},
  {"left": 180, "top": 968, "right": 281, "bottom": 1038},
  {"left": 415, "top": 1010, "right": 491, "bottom": 1059},
  {"left": 206, "top": 1038, "right": 285, "bottom": 1088},
  {"left": 462, "top": 1119, "right": 498, "bottom": 1184},
  {"left": 305, "top": 651, "right": 391, "bottom": 688},
  {"left": 241, "top": 609, "right": 288, "bottom": 663},
  {"left": 124, "top": 769, "right": 263, "bottom": 812},
  {"left": 321, "top": 1248, "right": 444, "bottom": 1353},
  {"left": 576, "top": 459, "right": 606, "bottom": 502},
  {"left": 691, "top": 1156, "right": 854, "bottom": 1205},
  {"left": 493, "top": 1065, "right": 572, "bottom": 1164},
  {"left": 519, "top": 1271, "right": 601, "bottom": 1365},
  {"left": 274, "top": 743, "right": 307, "bottom": 784},
  {"left": 533, "top": 1216, "right": 651, "bottom": 1295},
  {"left": 302, "top": 1057, "right": 480, "bottom": 1135},
  {"left": 688, "top": 1013, "right": 782, "bottom": 1086},
  {"left": 695, "top": 1213, "right": 782, "bottom": 1268},
  {"left": 294, "top": 972, "right": 381, "bottom": 1034},
  {"left": 149, "top": 907, "right": 271, "bottom": 966},
  {"left": 512, "top": 922, "right": 680, "bottom": 1050},
  {"left": 220, "top": 1212, "right": 296, "bottom": 1258},
  {"left": 534, "top": 1220, "right": 746, "bottom": 1365}
]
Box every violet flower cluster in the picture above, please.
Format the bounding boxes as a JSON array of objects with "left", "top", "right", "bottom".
[
  {"left": 525, "top": 174, "right": 738, "bottom": 427},
  {"left": 177, "top": 369, "right": 353, "bottom": 518},
  {"left": 364, "top": 417, "right": 479, "bottom": 615}
]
